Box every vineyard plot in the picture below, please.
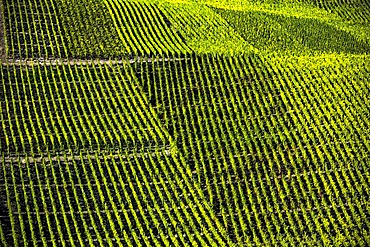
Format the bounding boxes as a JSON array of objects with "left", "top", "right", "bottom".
[
  {"left": 1, "top": 0, "right": 370, "bottom": 245},
  {"left": 0, "top": 148, "right": 227, "bottom": 246},
  {"left": 3, "top": 0, "right": 189, "bottom": 59},
  {"left": 134, "top": 53, "right": 370, "bottom": 245},
  {"left": 0, "top": 62, "right": 167, "bottom": 154},
  {"left": 3, "top": 0, "right": 68, "bottom": 59},
  {"left": 103, "top": 0, "right": 192, "bottom": 56},
  {"left": 214, "top": 8, "right": 370, "bottom": 55},
  {"left": 295, "top": 0, "right": 370, "bottom": 23},
  {"left": 157, "top": 2, "right": 251, "bottom": 55},
  {"left": 0, "top": 59, "right": 229, "bottom": 246},
  {"left": 56, "top": 0, "right": 129, "bottom": 59}
]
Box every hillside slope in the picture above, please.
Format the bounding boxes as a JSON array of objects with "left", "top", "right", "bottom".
[{"left": 0, "top": 0, "right": 369, "bottom": 246}]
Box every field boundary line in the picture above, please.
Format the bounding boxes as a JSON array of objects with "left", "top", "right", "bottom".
[
  {"left": 1, "top": 57, "right": 187, "bottom": 66},
  {"left": 1, "top": 148, "right": 171, "bottom": 164}
]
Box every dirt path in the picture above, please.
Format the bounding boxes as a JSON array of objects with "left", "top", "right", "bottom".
[
  {"left": 1, "top": 57, "right": 186, "bottom": 66},
  {"left": 2, "top": 148, "right": 171, "bottom": 164}
]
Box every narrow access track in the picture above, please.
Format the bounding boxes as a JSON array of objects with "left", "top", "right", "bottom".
[{"left": 1, "top": 57, "right": 187, "bottom": 66}]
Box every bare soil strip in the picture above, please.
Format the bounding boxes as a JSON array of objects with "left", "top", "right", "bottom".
[
  {"left": 1, "top": 148, "right": 171, "bottom": 164},
  {"left": 1, "top": 57, "right": 186, "bottom": 66}
]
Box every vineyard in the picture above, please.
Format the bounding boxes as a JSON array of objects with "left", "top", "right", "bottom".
[{"left": 0, "top": 0, "right": 369, "bottom": 246}]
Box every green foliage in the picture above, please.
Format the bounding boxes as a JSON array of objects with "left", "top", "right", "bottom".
[
  {"left": 199, "top": 0, "right": 370, "bottom": 50},
  {"left": 285, "top": 0, "right": 370, "bottom": 24},
  {"left": 158, "top": 2, "right": 254, "bottom": 55},
  {"left": 103, "top": 0, "right": 192, "bottom": 55},
  {"left": 214, "top": 8, "right": 370, "bottom": 55},
  {"left": 0, "top": 60, "right": 229, "bottom": 245},
  {"left": 135, "top": 53, "right": 370, "bottom": 245},
  {"left": 1, "top": 0, "right": 370, "bottom": 245},
  {"left": 57, "top": 0, "right": 128, "bottom": 58}
]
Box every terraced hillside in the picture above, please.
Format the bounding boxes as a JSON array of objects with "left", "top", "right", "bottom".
[{"left": 0, "top": 0, "right": 369, "bottom": 246}]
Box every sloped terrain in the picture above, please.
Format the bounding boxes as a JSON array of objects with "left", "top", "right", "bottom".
[
  {"left": 0, "top": 0, "right": 369, "bottom": 246},
  {"left": 134, "top": 53, "right": 370, "bottom": 245},
  {"left": 214, "top": 8, "right": 370, "bottom": 55}
]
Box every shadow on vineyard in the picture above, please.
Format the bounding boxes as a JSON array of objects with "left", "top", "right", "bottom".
[
  {"left": 0, "top": 193, "right": 14, "bottom": 243},
  {"left": 295, "top": 0, "right": 370, "bottom": 23},
  {"left": 214, "top": 8, "right": 370, "bottom": 55},
  {"left": 3, "top": 0, "right": 67, "bottom": 59}
]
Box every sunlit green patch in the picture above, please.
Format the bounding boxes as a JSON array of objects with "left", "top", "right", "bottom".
[{"left": 214, "top": 8, "right": 370, "bottom": 55}]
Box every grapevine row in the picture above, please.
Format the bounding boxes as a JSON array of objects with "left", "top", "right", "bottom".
[
  {"left": 134, "top": 53, "right": 370, "bottom": 245},
  {"left": 0, "top": 61, "right": 167, "bottom": 154}
]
